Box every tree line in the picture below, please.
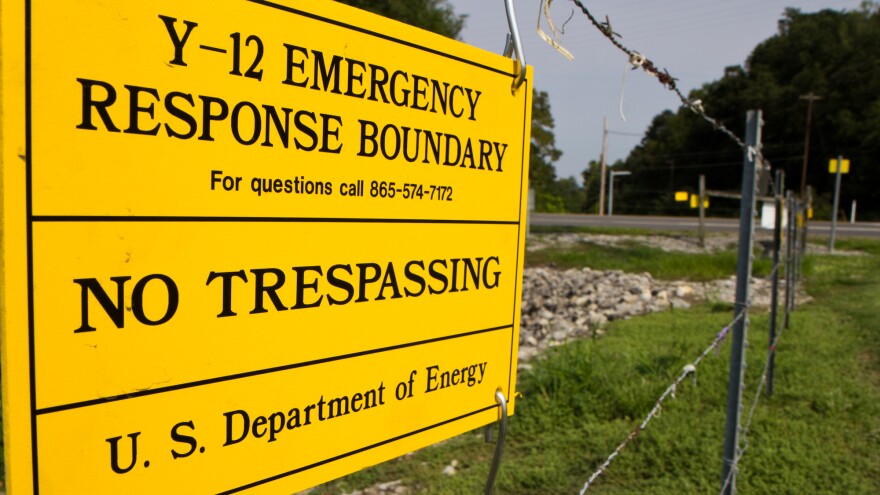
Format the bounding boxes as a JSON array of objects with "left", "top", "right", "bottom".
[{"left": 596, "top": 3, "right": 880, "bottom": 220}]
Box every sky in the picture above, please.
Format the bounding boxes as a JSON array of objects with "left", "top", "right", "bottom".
[{"left": 445, "top": 0, "right": 866, "bottom": 182}]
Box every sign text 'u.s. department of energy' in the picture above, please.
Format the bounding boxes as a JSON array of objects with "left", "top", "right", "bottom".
[{"left": 0, "top": 1, "right": 532, "bottom": 493}]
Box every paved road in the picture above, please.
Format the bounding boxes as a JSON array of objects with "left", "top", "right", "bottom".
[{"left": 530, "top": 213, "right": 880, "bottom": 238}]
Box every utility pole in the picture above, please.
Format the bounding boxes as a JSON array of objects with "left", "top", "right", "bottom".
[
  {"left": 799, "top": 93, "right": 822, "bottom": 198},
  {"left": 598, "top": 116, "right": 608, "bottom": 216}
]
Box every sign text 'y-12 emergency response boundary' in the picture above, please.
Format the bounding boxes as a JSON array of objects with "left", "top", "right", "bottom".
[{"left": 0, "top": 0, "right": 533, "bottom": 493}]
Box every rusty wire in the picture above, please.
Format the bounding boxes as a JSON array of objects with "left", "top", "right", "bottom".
[{"left": 568, "top": 0, "right": 748, "bottom": 150}]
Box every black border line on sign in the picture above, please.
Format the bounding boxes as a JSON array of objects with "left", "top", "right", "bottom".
[
  {"left": 509, "top": 78, "right": 531, "bottom": 402},
  {"left": 35, "top": 324, "right": 513, "bottom": 415},
  {"left": 25, "top": 0, "right": 530, "bottom": 492},
  {"left": 32, "top": 216, "right": 520, "bottom": 225},
  {"left": 246, "top": 0, "right": 512, "bottom": 79},
  {"left": 218, "top": 403, "right": 499, "bottom": 495},
  {"left": 25, "top": 0, "right": 40, "bottom": 492}
]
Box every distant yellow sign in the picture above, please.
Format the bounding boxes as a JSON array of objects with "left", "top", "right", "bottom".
[
  {"left": 829, "top": 158, "right": 850, "bottom": 174},
  {"left": 0, "top": 1, "right": 532, "bottom": 493},
  {"left": 689, "top": 194, "right": 709, "bottom": 209},
  {"left": 674, "top": 191, "right": 689, "bottom": 202}
]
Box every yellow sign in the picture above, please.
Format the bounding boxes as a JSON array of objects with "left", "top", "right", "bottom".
[
  {"left": 829, "top": 158, "right": 850, "bottom": 174},
  {"left": 1, "top": 1, "right": 532, "bottom": 493},
  {"left": 689, "top": 194, "right": 708, "bottom": 209},
  {"left": 674, "top": 191, "right": 689, "bottom": 202}
]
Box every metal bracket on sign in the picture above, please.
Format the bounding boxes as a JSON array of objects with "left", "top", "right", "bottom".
[
  {"left": 484, "top": 389, "right": 508, "bottom": 495},
  {"left": 502, "top": 0, "right": 527, "bottom": 92}
]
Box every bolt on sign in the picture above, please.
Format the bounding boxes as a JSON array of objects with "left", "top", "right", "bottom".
[{"left": 0, "top": 1, "right": 532, "bottom": 493}]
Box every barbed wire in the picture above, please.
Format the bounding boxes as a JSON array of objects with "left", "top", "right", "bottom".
[
  {"left": 576, "top": 311, "right": 744, "bottom": 494},
  {"left": 563, "top": 0, "right": 749, "bottom": 150},
  {"left": 607, "top": 130, "right": 643, "bottom": 137},
  {"left": 765, "top": 260, "right": 781, "bottom": 281},
  {"left": 720, "top": 278, "right": 787, "bottom": 495},
  {"left": 558, "top": 0, "right": 783, "bottom": 193},
  {"left": 578, "top": 256, "right": 785, "bottom": 494}
]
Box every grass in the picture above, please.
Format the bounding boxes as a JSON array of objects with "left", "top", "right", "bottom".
[
  {"left": 528, "top": 225, "right": 687, "bottom": 237},
  {"left": 311, "top": 237, "right": 880, "bottom": 494},
  {"left": 526, "top": 238, "right": 774, "bottom": 281}
]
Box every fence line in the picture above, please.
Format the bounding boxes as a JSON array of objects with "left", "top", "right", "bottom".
[
  {"left": 574, "top": 250, "right": 797, "bottom": 494},
  {"left": 720, "top": 306, "right": 788, "bottom": 494},
  {"left": 577, "top": 312, "right": 743, "bottom": 494},
  {"left": 534, "top": 3, "right": 811, "bottom": 493}
]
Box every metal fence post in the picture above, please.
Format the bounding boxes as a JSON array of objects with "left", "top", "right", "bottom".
[
  {"left": 767, "top": 170, "right": 784, "bottom": 397},
  {"left": 791, "top": 200, "right": 800, "bottom": 310},
  {"left": 796, "top": 197, "right": 807, "bottom": 308},
  {"left": 792, "top": 198, "right": 802, "bottom": 310},
  {"left": 829, "top": 155, "right": 844, "bottom": 253},
  {"left": 782, "top": 192, "right": 794, "bottom": 330},
  {"left": 699, "top": 175, "right": 706, "bottom": 248},
  {"left": 798, "top": 187, "right": 811, "bottom": 282},
  {"left": 721, "top": 110, "right": 761, "bottom": 495}
]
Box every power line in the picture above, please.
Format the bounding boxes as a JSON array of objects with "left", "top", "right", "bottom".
[{"left": 606, "top": 130, "right": 643, "bottom": 137}]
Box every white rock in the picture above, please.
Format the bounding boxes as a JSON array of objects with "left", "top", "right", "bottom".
[{"left": 675, "top": 285, "right": 694, "bottom": 297}]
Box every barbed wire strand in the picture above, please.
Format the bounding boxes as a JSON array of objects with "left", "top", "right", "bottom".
[
  {"left": 548, "top": 5, "right": 798, "bottom": 490},
  {"left": 564, "top": 0, "right": 783, "bottom": 196},
  {"left": 720, "top": 262, "right": 788, "bottom": 495},
  {"left": 566, "top": 0, "right": 747, "bottom": 150},
  {"left": 577, "top": 312, "right": 745, "bottom": 494},
  {"left": 575, "top": 239, "right": 787, "bottom": 494}
]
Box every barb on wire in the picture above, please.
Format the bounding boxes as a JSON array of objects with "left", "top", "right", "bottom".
[
  {"left": 599, "top": 15, "right": 620, "bottom": 38},
  {"left": 567, "top": 0, "right": 748, "bottom": 150},
  {"left": 577, "top": 313, "right": 744, "bottom": 494}
]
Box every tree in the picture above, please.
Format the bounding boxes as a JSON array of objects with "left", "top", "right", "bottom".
[
  {"left": 617, "top": 6, "right": 880, "bottom": 219},
  {"left": 548, "top": 176, "right": 586, "bottom": 213},
  {"left": 529, "top": 90, "right": 572, "bottom": 212},
  {"left": 529, "top": 90, "right": 561, "bottom": 190},
  {"left": 581, "top": 160, "right": 602, "bottom": 213},
  {"left": 334, "top": 0, "right": 464, "bottom": 39}
]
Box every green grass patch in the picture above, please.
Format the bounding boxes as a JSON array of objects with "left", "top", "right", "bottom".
[
  {"left": 526, "top": 241, "right": 773, "bottom": 281},
  {"left": 312, "top": 240, "right": 880, "bottom": 494},
  {"left": 830, "top": 236, "right": 880, "bottom": 256},
  {"left": 528, "top": 225, "right": 687, "bottom": 237}
]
